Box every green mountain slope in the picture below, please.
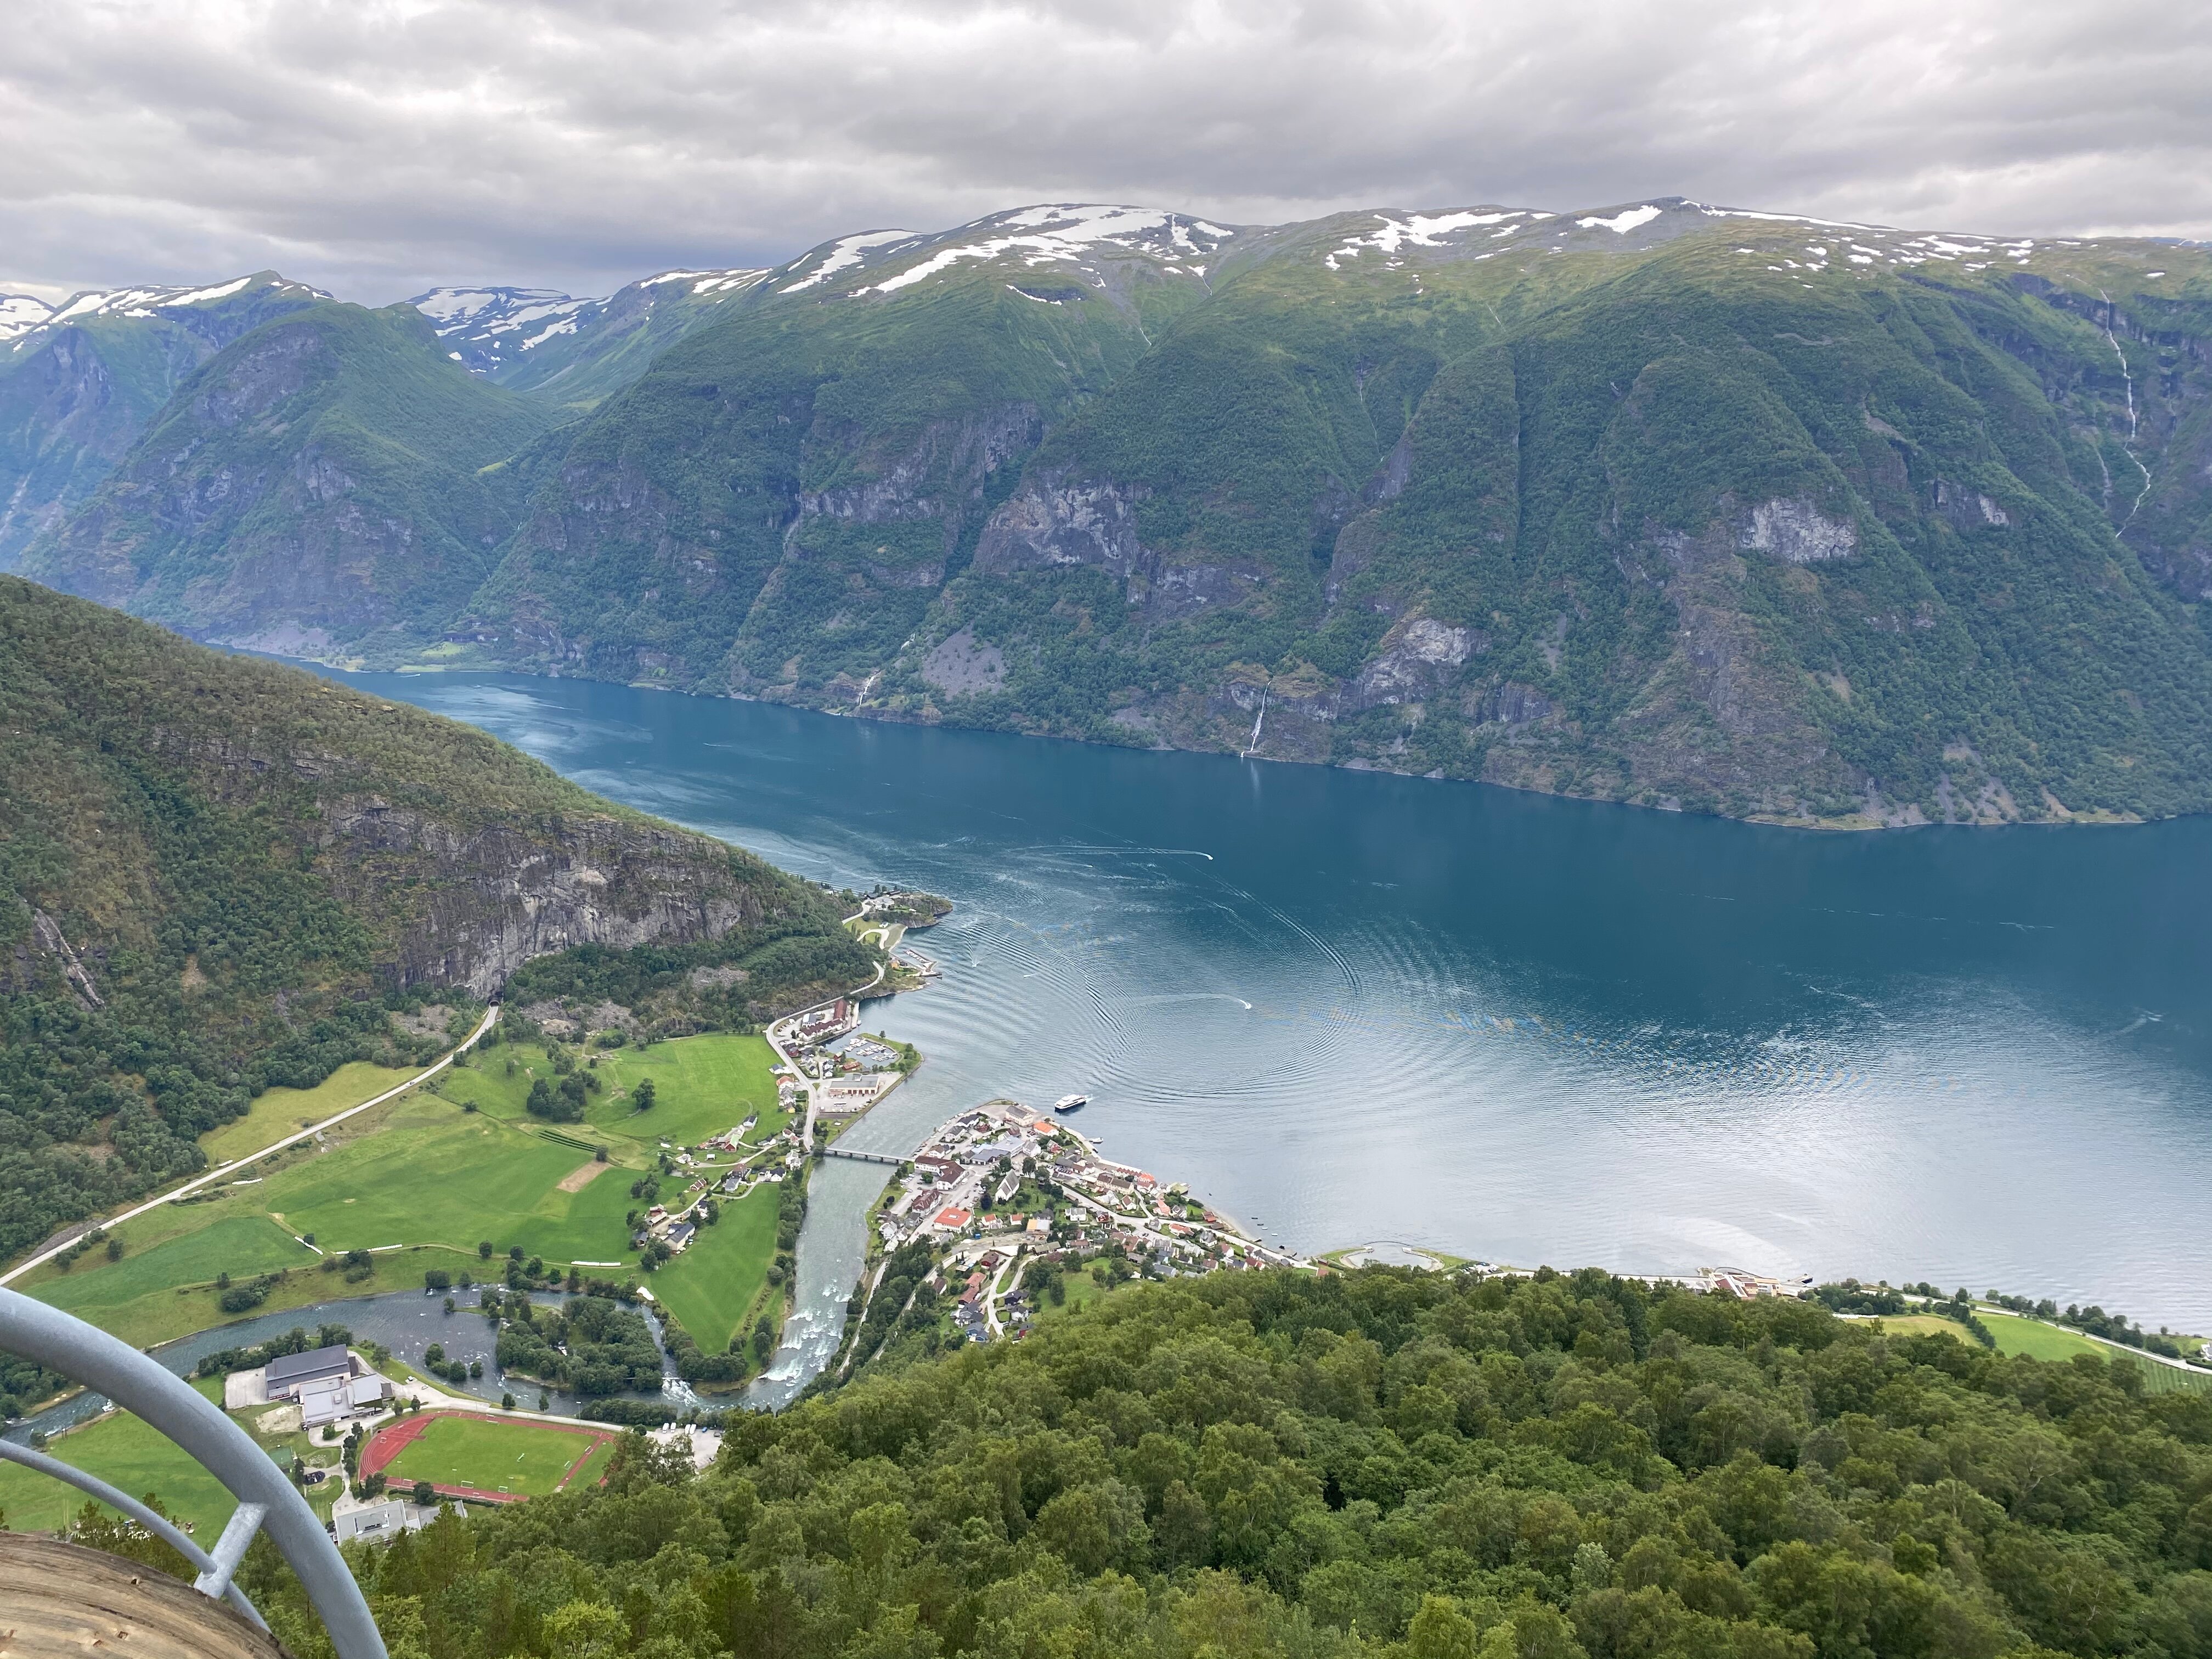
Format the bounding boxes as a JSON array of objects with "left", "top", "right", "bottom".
[
  {"left": 463, "top": 210, "right": 1220, "bottom": 695},
  {"left": 0, "top": 273, "right": 326, "bottom": 565},
  {"left": 238, "top": 1265, "right": 2212, "bottom": 1659},
  {"left": 0, "top": 577, "right": 871, "bottom": 1259},
  {"left": 21, "top": 301, "right": 568, "bottom": 658},
  {"left": 461, "top": 201, "right": 2212, "bottom": 823},
  {"left": 31, "top": 201, "right": 2212, "bottom": 825}
]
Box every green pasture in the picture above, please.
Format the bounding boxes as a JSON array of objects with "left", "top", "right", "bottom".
[
  {"left": 585, "top": 1034, "right": 785, "bottom": 1148},
  {"left": 0, "top": 1380, "right": 248, "bottom": 1537},
  {"left": 647, "top": 1181, "right": 782, "bottom": 1353},
  {"left": 22, "top": 1033, "right": 793, "bottom": 1356},
  {"left": 1972, "top": 1312, "right": 2212, "bottom": 1393},
  {"left": 1867, "top": 1313, "right": 1977, "bottom": 1342},
  {"left": 381, "top": 1413, "right": 608, "bottom": 1498},
  {"left": 201, "top": 1061, "right": 421, "bottom": 1164},
  {"left": 263, "top": 1092, "right": 639, "bottom": 1265},
  {"left": 33, "top": 1215, "right": 315, "bottom": 1327},
  {"left": 440, "top": 1032, "right": 787, "bottom": 1154},
  {"left": 1978, "top": 1310, "right": 2106, "bottom": 1362}
]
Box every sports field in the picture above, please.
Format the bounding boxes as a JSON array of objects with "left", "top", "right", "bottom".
[
  {"left": 648, "top": 1181, "right": 783, "bottom": 1353},
  {"left": 366, "top": 1411, "right": 615, "bottom": 1500}
]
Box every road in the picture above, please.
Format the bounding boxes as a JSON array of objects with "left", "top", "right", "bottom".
[
  {"left": 771, "top": 945, "right": 894, "bottom": 1155},
  {"left": 0, "top": 1005, "right": 499, "bottom": 1288}
]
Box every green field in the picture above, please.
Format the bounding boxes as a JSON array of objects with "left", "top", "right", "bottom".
[
  {"left": 647, "top": 1181, "right": 783, "bottom": 1353},
  {"left": 440, "top": 1032, "right": 788, "bottom": 1153},
  {"left": 264, "top": 1092, "right": 640, "bottom": 1265},
  {"left": 200, "top": 1061, "right": 422, "bottom": 1164},
  {"left": 379, "top": 1412, "right": 610, "bottom": 1498},
  {"left": 35, "top": 1215, "right": 316, "bottom": 1325},
  {"left": 1975, "top": 1311, "right": 2212, "bottom": 1393},
  {"left": 1978, "top": 1310, "right": 2107, "bottom": 1362},
  {"left": 24, "top": 1032, "right": 795, "bottom": 1356},
  {"left": 583, "top": 1034, "right": 785, "bottom": 1147},
  {"left": 0, "top": 1377, "right": 349, "bottom": 1538}
]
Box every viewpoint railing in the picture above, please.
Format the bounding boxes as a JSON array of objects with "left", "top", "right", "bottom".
[{"left": 0, "top": 1286, "right": 387, "bottom": 1658}]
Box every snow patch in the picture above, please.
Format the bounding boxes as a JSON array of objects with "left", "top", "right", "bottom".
[
  {"left": 782, "top": 231, "right": 917, "bottom": 293},
  {"left": 864, "top": 205, "right": 1228, "bottom": 295},
  {"left": 41, "top": 274, "right": 319, "bottom": 326},
  {"left": 1576, "top": 205, "right": 1663, "bottom": 234},
  {"left": 0, "top": 293, "right": 53, "bottom": 340},
  {"left": 1325, "top": 210, "right": 1517, "bottom": 269},
  {"left": 168, "top": 275, "right": 255, "bottom": 306}
]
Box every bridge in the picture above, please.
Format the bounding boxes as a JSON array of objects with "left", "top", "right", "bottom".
[{"left": 822, "top": 1146, "right": 905, "bottom": 1168}]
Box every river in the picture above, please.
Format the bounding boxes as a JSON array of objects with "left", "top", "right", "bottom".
[{"left": 315, "top": 670, "right": 2212, "bottom": 1367}]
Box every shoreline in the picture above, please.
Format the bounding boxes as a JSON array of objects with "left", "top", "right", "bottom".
[{"left": 270, "top": 651, "right": 2162, "bottom": 836}]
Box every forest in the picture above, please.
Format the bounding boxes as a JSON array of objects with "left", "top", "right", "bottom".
[{"left": 191, "top": 1265, "right": 2212, "bottom": 1659}]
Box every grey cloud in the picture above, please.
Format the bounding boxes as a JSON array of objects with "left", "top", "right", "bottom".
[{"left": 2, "top": 0, "right": 2207, "bottom": 304}]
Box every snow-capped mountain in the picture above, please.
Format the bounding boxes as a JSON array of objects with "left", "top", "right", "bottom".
[
  {"left": 409, "top": 286, "right": 599, "bottom": 377},
  {"left": 4, "top": 274, "right": 329, "bottom": 360},
  {"left": 410, "top": 267, "right": 767, "bottom": 399},
  {"left": 0, "top": 294, "right": 54, "bottom": 342},
  {"left": 768, "top": 204, "right": 1241, "bottom": 299}
]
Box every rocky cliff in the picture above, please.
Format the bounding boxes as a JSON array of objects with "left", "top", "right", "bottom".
[{"left": 0, "top": 576, "right": 867, "bottom": 1257}]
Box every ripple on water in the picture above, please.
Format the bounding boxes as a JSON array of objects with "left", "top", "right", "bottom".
[{"left": 324, "top": 669, "right": 2212, "bottom": 1333}]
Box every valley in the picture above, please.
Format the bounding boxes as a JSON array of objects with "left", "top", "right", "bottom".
[{"left": 7, "top": 200, "right": 2210, "bottom": 827}]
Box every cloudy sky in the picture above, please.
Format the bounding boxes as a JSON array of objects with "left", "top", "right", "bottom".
[{"left": 4, "top": 0, "right": 2208, "bottom": 304}]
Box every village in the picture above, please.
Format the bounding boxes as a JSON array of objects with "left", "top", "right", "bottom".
[
  {"left": 862, "top": 1098, "right": 1310, "bottom": 1348},
  {"left": 624, "top": 1002, "right": 915, "bottom": 1260}
]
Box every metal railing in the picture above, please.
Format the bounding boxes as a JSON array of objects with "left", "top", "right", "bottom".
[{"left": 0, "top": 1288, "right": 387, "bottom": 1658}]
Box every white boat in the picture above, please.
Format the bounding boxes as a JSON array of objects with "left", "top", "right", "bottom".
[{"left": 1052, "top": 1093, "right": 1088, "bottom": 1114}]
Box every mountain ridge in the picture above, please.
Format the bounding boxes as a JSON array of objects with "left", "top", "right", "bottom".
[{"left": 18, "top": 195, "right": 2212, "bottom": 827}]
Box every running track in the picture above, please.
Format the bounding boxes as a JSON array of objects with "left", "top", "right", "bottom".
[{"left": 360, "top": 1410, "right": 616, "bottom": 1504}]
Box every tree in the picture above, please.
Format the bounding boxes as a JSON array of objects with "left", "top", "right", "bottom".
[
  {"left": 425, "top": 1268, "right": 451, "bottom": 1291},
  {"left": 411, "top": 1479, "right": 435, "bottom": 1506},
  {"left": 633, "top": 1077, "right": 657, "bottom": 1113},
  {"left": 526, "top": 1077, "right": 554, "bottom": 1118}
]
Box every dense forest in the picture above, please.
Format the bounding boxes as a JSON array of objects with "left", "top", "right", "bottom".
[
  {"left": 194, "top": 1266, "right": 2212, "bottom": 1659},
  {"left": 0, "top": 579, "right": 873, "bottom": 1262}
]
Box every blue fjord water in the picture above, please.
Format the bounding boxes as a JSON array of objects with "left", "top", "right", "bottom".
[{"left": 331, "top": 670, "right": 2212, "bottom": 1346}]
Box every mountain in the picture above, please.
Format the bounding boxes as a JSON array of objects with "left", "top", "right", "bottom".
[
  {"left": 411, "top": 264, "right": 768, "bottom": 406},
  {"left": 0, "top": 272, "right": 328, "bottom": 565},
  {"left": 0, "top": 575, "right": 871, "bottom": 1259},
  {"left": 20, "top": 300, "right": 569, "bottom": 659},
  {"left": 27, "top": 200, "right": 2212, "bottom": 826},
  {"left": 463, "top": 205, "right": 1228, "bottom": 690}
]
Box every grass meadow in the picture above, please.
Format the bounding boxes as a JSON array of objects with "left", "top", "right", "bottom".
[{"left": 647, "top": 1181, "right": 783, "bottom": 1353}]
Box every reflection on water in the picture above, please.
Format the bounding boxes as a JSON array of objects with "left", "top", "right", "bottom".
[{"left": 323, "top": 671, "right": 2212, "bottom": 1345}]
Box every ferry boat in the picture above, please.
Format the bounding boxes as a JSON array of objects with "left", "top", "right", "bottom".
[{"left": 1052, "top": 1093, "right": 1088, "bottom": 1114}]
